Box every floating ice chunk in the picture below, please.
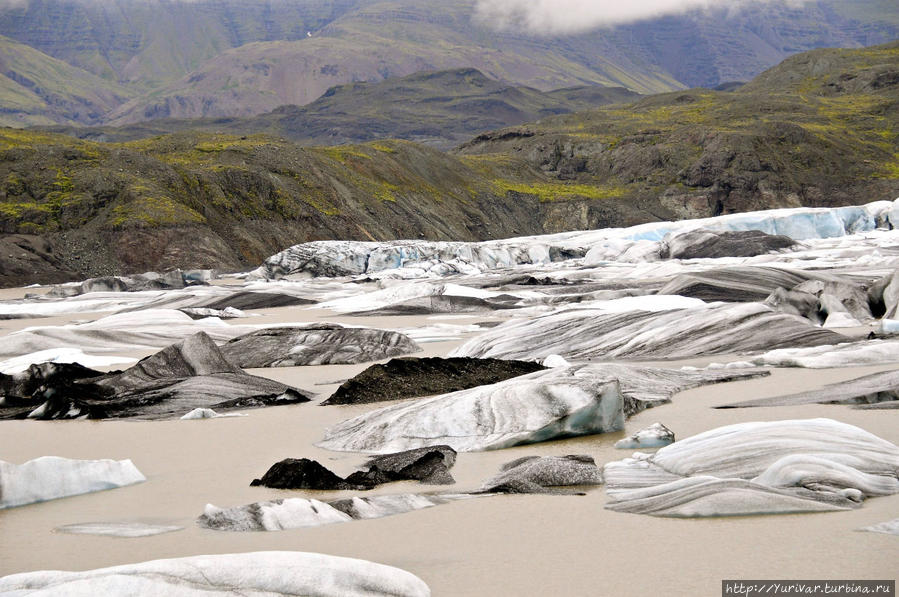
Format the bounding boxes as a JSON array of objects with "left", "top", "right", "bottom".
[
  {"left": 318, "top": 365, "right": 626, "bottom": 453},
  {"left": 199, "top": 494, "right": 468, "bottom": 532},
  {"left": 55, "top": 522, "right": 183, "bottom": 537},
  {"left": 180, "top": 408, "right": 248, "bottom": 420},
  {"left": 451, "top": 303, "right": 843, "bottom": 361},
  {"left": 0, "top": 348, "right": 135, "bottom": 374},
  {"left": 0, "top": 551, "right": 431, "bottom": 596},
  {"left": 542, "top": 354, "right": 571, "bottom": 368},
  {"left": 478, "top": 455, "right": 602, "bottom": 493},
  {"left": 318, "top": 364, "right": 763, "bottom": 453},
  {"left": 713, "top": 340, "right": 899, "bottom": 369},
  {"left": 822, "top": 312, "right": 863, "bottom": 328},
  {"left": 604, "top": 418, "right": 899, "bottom": 518},
  {"left": 0, "top": 456, "right": 146, "bottom": 509},
  {"left": 202, "top": 499, "right": 352, "bottom": 531},
  {"left": 614, "top": 423, "right": 675, "bottom": 449},
  {"left": 857, "top": 518, "right": 899, "bottom": 536},
  {"left": 881, "top": 319, "right": 899, "bottom": 334}
]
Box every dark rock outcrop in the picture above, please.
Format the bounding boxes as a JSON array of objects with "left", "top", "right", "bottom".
[
  {"left": 322, "top": 357, "right": 547, "bottom": 406},
  {"left": 250, "top": 446, "right": 458, "bottom": 491},
  {"left": 220, "top": 325, "right": 421, "bottom": 368},
  {"left": 661, "top": 230, "right": 797, "bottom": 259},
  {"left": 250, "top": 458, "right": 358, "bottom": 490},
  {"left": 0, "top": 332, "right": 311, "bottom": 420}
]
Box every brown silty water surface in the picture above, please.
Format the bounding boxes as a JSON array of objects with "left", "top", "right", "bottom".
[{"left": 0, "top": 301, "right": 897, "bottom": 596}]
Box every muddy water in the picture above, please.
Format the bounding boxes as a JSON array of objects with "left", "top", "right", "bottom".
[{"left": 0, "top": 307, "right": 897, "bottom": 595}]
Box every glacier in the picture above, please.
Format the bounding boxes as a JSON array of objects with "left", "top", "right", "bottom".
[{"left": 253, "top": 199, "right": 899, "bottom": 279}]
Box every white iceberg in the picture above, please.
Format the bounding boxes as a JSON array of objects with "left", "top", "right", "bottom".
[
  {"left": 319, "top": 364, "right": 626, "bottom": 453},
  {"left": 317, "top": 364, "right": 763, "bottom": 453},
  {"left": 0, "top": 456, "right": 146, "bottom": 509},
  {"left": 604, "top": 419, "right": 899, "bottom": 517},
  {"left": 614, "top": 423, "right": 675, "bottom": 449},
  {"left": 0, "top": 348, "right": 135, "bottom": 375},
  {"left": 200, "top": 494, "right": 468, "bottom": 532},
  {"left": 0, "top": 551, "right": 431, "bottom": 596},
  {"left": 55, "top": 522, "right": 183, "bottom": 538},
  {"left": 451, "top": 302, "right": 844, "bottom": 361}
]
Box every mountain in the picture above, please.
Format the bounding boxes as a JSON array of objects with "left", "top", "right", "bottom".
[
  {"left": 0, "top": 43, "right": 897, "bottom": 286},
  {"left": 457, "top": 41, "right": 899, "bottom": 227},
  {"left": 0, "top": 0, "right": 896, "bottom": 126},
  {"left": 38, "top": 68, "right": 642, "bottom": 148},
  {"left": 0, "top": 35, "right": 132, "bottom": 127}
]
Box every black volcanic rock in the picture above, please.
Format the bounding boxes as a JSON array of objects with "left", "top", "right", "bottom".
[
  {"left": 250, "top": 458, "right": 357, "bottom": 490},
  {"left": 220, "top": 325, "right": 421, "bottom": 368},
  {"left": 0, "top": 332, "right": 312, "bottom": 420},
  {"left": 322, "top": 357, "right": 546, "bottom": 405},
  {"left": 346, "top": 446, "right": 457, "bottom": 487},
  {"left": 662, "top": 229, "right": 797, "bottom": 259}
]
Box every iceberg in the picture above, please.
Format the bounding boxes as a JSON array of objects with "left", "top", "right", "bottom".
[
  {"left": 219, "top": 324, "right": 421, "bottom": 367},
  {"left": 857, "top": 518, "right": 899, "bottom": 537},
  {"left": 0, "top": 348, "right": 135, "bottom": 375},
  {"left": 604, "top": 419, "right": 899, "bottom": 517},
  {"left": 0, "top": 551, "right": 431, "bottom": 596},
  {"left": 319, "top": 364, "right": 625, "bottom": 453},
  {"left": 707, "top": 340, "right": 899, "bottom": 369},
  {"left": 614, "top": 423, "right": 676, "bottom": 449},
  {"left": 478, "top": 455, "right": 602, "bottom": 494},
  {"left": 451, "top": 302, "right": 845, "bottom": 361},
  {"left": 317, "top": 364, "right": 764, "bottom": 453},
  {"left": 55, "top": 522, "right": 183, "bottom": 537},
  {"left": 0, "top": 456, "right": 146, "bottom": 509},
  {"left": 199, "top": 494, "right": 470, "bottom": 532}
]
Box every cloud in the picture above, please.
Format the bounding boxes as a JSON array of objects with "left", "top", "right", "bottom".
[{"left": 473, "top": 0, "right": 809, "bottom": 35}]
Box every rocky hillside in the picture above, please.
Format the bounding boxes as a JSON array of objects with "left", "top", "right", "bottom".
[
  {"left": 457, "top": 42, "right": 899, "bottom": 225},
  {"left": 39, "top": 68, "right": 641, "bottom": 149},
  {"left": 0, "top": 35, "right": 132, "bottom": 127},
  {"left": 0, "top": 0, "right": 895, "bottom": 125},
  {"left": 0, "top": 131, "right": 553, "bottom": 285}
]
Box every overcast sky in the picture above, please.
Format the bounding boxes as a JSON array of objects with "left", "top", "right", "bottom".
[{"left": 474, "top": 0, "right": 808, "bottom": 35}]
